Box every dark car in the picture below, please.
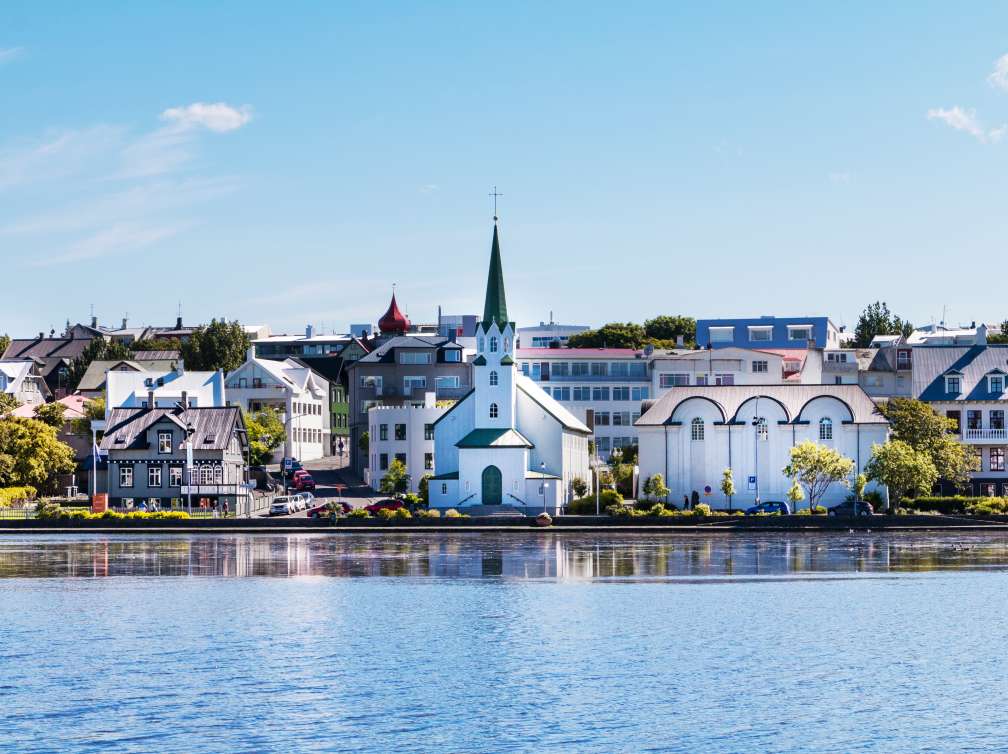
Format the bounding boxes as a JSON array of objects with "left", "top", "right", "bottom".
[
  {"left": 828, "top": 500, "right": 874, "bottom": 517},
  {"left": 307, "top": 500, "right": 350, "bottom": 519},
  {"left": 745, "top": 501, "right": 791, "bottom": 516},
  {"left": 365, "top": 499, "right": 404, "bottom": 514},
  {"left": 292, "top": 473, "right": 316, "bottom": 492}
]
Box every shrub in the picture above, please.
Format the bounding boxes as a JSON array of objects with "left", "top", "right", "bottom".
[
  {"left": 377, "top": 508, "right": 396, "bottom": 521},
  {"left": 966, "top": 497, "right": 1008, "bottom": 516},
  {"left": 863, "top": 490, "right": 885, "bottom": 508},
  {"left": 393, "top": 507, "right": 412, "bottom": 520},
  {"left": 347, "top": 507, "right": 371, "bottom": 518},
  {"left": 445, "top": 508, "right": 462, "bottom": 518},
  {"left": 417, "top": 508, "right": 441, "bottom": 519},
  {"left": 0, "top": 486, "right": 37, "bottom": 507},
  {"left": 693, "top": 503, "right": 712, "bottom": 517},
  {"left": 565, "top": 497, "right": 598, "bottom": 515},
  {"left": 571, "top": 477, "right": 588, "bottom": 498},
  {"left": 403, "top": 493, "right": 421, "bottom": 508},
  {"left": 898, "top": 496, "right": 982, "bottom": 515},
  {"left": 811, "top": 505, "right": 826, "bottom": 515}
]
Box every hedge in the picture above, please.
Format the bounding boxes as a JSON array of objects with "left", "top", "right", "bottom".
[
  {"left": 0, "top": 487, "right": 37, "bottom": 507},
  {"left": 898, "top": 496, "right": 1004, "bottom": 515}
]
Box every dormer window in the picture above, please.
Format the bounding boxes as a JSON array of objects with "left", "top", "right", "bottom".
[
  {"left": 945, "top": 375, "right": 961, "bottom": 394},
  {"left": 989, "top": 374, "right": 1005, "bottom": 394},
  {"left": 158, "top": 431, "right": 172, "bottom": 454}
]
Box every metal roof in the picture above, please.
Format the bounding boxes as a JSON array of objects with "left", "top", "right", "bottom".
[
  {"left": 636, "top": 384, "right": 887, "bottom": 426},
  {"left": 456, "top": 428, "right": 534, "bottom": 449},
  {"left": 76, "top": 359, "right": 178, "bottom": 392},
  {"left": 516, "top": 375, "right": 592, "bottom": 434},
  {"left": 911, "top": 345, "right": 1008, "bottom": 402},
  {"left": 101, "top": 406, "right": 245, "bottom": 451}
]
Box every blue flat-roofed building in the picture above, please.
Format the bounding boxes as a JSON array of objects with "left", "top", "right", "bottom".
[{"left": 697, "top": 316, "right": 844, "bottom": 350}]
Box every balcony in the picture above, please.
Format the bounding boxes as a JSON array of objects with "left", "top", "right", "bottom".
[{"left": 963, "top": 428, "right": 1007, "bottom": 442}]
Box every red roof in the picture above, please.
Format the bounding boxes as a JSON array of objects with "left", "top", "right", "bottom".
[{"left": 378, "top": 293, "right": 410, "bottom": 334}]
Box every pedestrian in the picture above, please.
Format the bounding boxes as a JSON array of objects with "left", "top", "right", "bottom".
[
  {"left": 683, "top": 494, "right": 690, "bottom": 511},
  {"left": 223, "top": 500, "right": 229, "bottom": 518}
]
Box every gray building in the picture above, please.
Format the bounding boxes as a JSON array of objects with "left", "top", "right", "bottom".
[
  {"left": 346, "top": 335, "right": 471, "bottom": 475},
  {"left": 101, "top": 404, "right": 248, "bottom": 510}
]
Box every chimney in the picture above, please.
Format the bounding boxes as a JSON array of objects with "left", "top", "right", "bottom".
[
  {"left": 181, "top": 390, "right": 189, "bottom": 409},
  {"left": 176, "top": 316, "right": 183, "bottom": 329},
  {"left": 38, "top": 331, "right": 44, "bottom": 340},
  {"left": 176, "top": 358, "right": 185, "bottom": 375},
  {"left": 147, "top": 389, "right": 155, "bottom": 410},
  {"left": 91, "top": 315, "right": 98, "bottom": 328},
  {"left": 246, "top": 345, "right": 256, "bottom": 362},
  {"left": 306, "top": 324, "right": 314, "bottom": 339},
  {"left": 122, "top": 317, "right": 128, "bottom": 329},
  {"left": 977, "top": 324, "right": 988, "bottom": 346}
]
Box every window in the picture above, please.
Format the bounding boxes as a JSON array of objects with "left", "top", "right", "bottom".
[
  {"left": 395, "top": 453, "right": 407, "bottom": 466},
  {"left": 395, "top": 423, "right": 406, "bottom": 441},
  {"left": 613, "top": 412, "right": 631, "bottom": 426},
  {"left": 379, "top": 424, "right": 388, "bottom": 441},
  {"left": 967, "top": 410, "right": 982, "bottom": 430},
  {"left": 158, "top": 430, "right": 172, "bottom": 454},
  {"left": 756, "top": 417, "right": 768, "bottom": 441},
  {"left": 435, "top": 375, "right": 460, "bottom": 389},
  {"left": 489, "top": 370, "right": 498, "bottom": 386},
  {"left": 612, "top": 387, "right": 630, "bottom": 401},
  {"left": 594, "top": 411, "right": 610, "bottom": 426},
  {"left": 552, "top": 387, "right": 571, "bottom": 401},
  {"left": 596, "top": 437, "right": 611, "bottom": 453},
  {"left": 591, "top": 362, "right": 608, "bottom": 377},
  {"left": 552, "top": 362, "right": 569, "bottom": 377},
  {"left": 404, "top": 376, "right": 427, "bottom": 392},
  {"left": 360, "top": 375, "right": 382, "bottom": 390},
  {"left": 631, "top": 386, "right": 649, "bottom": 401},
  {"left": 819, "top": 417, "right": 833, "bottom": 440},
  {"left": 691, "top": 418, "right": 705, "bottom": 441},
  {"left": 214, "top": 465, "right": 223, "bottom": 484},
  {"left": 992, "top": 410, "right": 1005, "bottom": 430},
  {"left": 592, "top": 386, "right": 610, "bottom": 401},
  {"left": 379, "top": 453, "right": 389, "bottom": 471},
  {"left": 896, "top": 350, "right": 912, "bottom": 370},
  {"left": 659, "top": 373, "right": 689, "bottom": 388},
  {"left": 629, "top": 362, "right": 647, "bottom": 378},
  {"left": 991, "top": 376, "right": 1005, "bottom": 394},
  {"left": 709, "top": 327, "right": 733, "bottom": 343},
  {"left": 503, "top": 338, "right": 510, "bottom": 351},
  {"left": 489, "top": 403, "right": 499, "bottom": 419},
  {"left": 400, "top": 352, "right": 432, "bottom": 364},
  {"left": 610, "top": 362, "right": 629, "bottom": 377},
  {"left": 748, "top": 327, "right": 772, "bottom": 342},
  {"left": 572, "top": 386, "right": 591, "bottom": 401},
  {"left": 788, "top": 326, "right": 813, "bottom": 341},
  {"left": 169, "top": 467, "right": 182, "bottom": 487},
  {"left": 148, "top": 465, "right": 161, "bottom": 487},
  {"left": 973, "top": 447, "right": 983, "bottom": 471},
  {"left": 424, "top": 423, "right": 434, "bottom": 440},
  {"left": 991, "top": 448, "right": 1005, "bottom": 472},
  {"left": 571, "top": 362, "right": 589, "bottom": 377},
  {"left": 489, "top": 337, "right": 499, "bottom": 353},
  {"left": 752, "top": 360, "right": 768, "bottom": 374},
  {"left": 946, "top": 376, "right": 961, "bottom": 394},
  {"left": 443, "top": 349, "right": 461, "bottom": 362},
  {"left": 424, "top": 453, "right": 434, "bottom": 470},
  {"left": 478, "top": 336, "right": 485, "bottom": 352},
  {"left": 714, "top": 374, "right": 734, "bottom": 386},
  {"left": 120, "top": 466, "right": 133, "bottom": 488},
  {"left": 441, "top": 483, "right": 448, "bottom": 495}
]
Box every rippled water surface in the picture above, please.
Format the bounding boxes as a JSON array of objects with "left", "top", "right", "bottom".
[{"left": 2, "top": 531, "right": 1008, "bottom": 753}]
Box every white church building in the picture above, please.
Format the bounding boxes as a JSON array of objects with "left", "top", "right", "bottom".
[
  {"left": 635, "top": 384, "right": 889, "bottom": 509},
  {"left": 429, "top": 222, "right": 591, "bottom": 514}
]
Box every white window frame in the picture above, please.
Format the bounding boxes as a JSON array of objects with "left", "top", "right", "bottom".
[
  {"left": 708, "top": 326, "right": 733, "bottom": 344},
  {"left": 691, "top": 417, "right": 704, "bottom": 441},
  {"left": 819, "top": 417, "right": 833, "bottom": 440},
  {"left": 787, "top": 325, "right": 813, "bottom": 342},
  {"left": 752, "top": 360, "right": 768, "bottom": 374},
  {"left": 169, "top": 467, "right": 183, "bottom": 487},
  {"left": 148, "top": 465, "right": 161, "bottom": 487},
  {"left": 747, "top": 326, "right": 772, "bottom": 342},
  {"left": 489, "top": 370, "right": 498, "bottom": 386},
  {"left": 157, "top": 430, "right": 172, "bottom": 454},
  {"left": 120, "top": 466, "right": 133, "bottom": 488},
  {"left": 489, "top": 403, "right": 499, "bottom": 419}
]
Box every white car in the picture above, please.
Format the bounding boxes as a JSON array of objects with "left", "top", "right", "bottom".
[
  {"left": 299, "top": 492, "right": 315, "bottom": 507},
  {"left": 270, "top": 497, "right": 294, "bottom": 516}
]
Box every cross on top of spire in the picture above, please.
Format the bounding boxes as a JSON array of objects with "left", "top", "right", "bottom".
[{"left": 488, "top": 185, "right": 503, "bottom": 221}]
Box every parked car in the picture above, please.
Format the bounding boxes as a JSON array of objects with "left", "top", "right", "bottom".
[
  {"left": 307, "top": 500, "right": 348, "bottom": 519},
  {"left": 292, "top": 473, "right": 316, "bottom": 492},
  {"left": 269, "top": 497, "right": 294, "bottom": 516},
  {"left": 828, "top": 500, "right": 874, "bottom": 517},
  {"left": 292, "top": 493, "right": 310, "bottom": 511},
  {"left": 365, "top": 499, "right": 404, "bottom": 514},
  {"left": 745, "top": 501, "right": 791, "bottom": 516},
  {"left": 299, "top": 492, "right": 315, "bottom": 506},
  {"left": 284, "top": 459, "right": 304, "bottom": 473}
]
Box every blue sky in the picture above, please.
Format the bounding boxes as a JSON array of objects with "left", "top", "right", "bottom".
[{"left": 3, "top": 2, "right": 1008, "bottom": 338}]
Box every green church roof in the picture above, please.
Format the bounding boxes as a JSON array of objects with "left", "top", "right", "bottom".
[
  {"left": 481, "top": 223, "right": 511, "bottom": 330},
  {"left": 456, "top": 428, "right": 534, "bottom": 449}
]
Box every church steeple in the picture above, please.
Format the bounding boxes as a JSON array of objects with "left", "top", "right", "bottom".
[{"left": 481, "top": 222, "right": 509, "bottom": 330}]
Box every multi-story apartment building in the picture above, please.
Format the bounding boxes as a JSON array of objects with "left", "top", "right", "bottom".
[
  {"left": 366, "top": 395, "right": 445, "bottom": 493},
  {"left": 911, "top": 345, "right": 1008, "bottom": 496},
  {"left": 516, "top": 321, "right": 589, "bottom": 349},
  {"left": 346, "top": 335, "right": 471, "bottom": 476},
  {"left": 105, "top": 366, "right": 226, "bottom": 417},
  {"left": 697, "top": 316, "right": 847, "bottom": 350},
  {"left": 648, "top": 346, "right": 808, "bottom": 389}
]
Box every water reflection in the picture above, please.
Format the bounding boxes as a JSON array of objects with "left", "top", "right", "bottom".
[{"left": 1, "top": 532, "right": 1008, "bottom": 579}]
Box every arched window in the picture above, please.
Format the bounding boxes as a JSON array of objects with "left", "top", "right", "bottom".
[
  {"left": 756, "top": 417, "right": 768, "bottom": 441},
  {"left": 489, "top": 370, "right": 498, "bottom": 386},
  {"left": 477, "top": 336, "right": 485, "bottom": 352},
  {"left": 819, "top": 417, "right": 833, "bottom": 440},
  {"left": 691, "top": 417, "right": 704, "bottom": 441},
  {"left": 489, "top": 336, "right": 499, "bottom": 353},
  {"left": 489, "top": 402, "right": 499, "bottom": 419},
  {"left": 503, "top": 337, "right": 511, "bottom": 352}
]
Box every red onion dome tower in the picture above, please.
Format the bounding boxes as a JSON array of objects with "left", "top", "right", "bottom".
[{"left": 378, "top": 292, "right": 410, "bottom": 335}]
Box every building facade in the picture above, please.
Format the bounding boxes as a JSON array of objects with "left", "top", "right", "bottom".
[
  {"left": 106, "top": 367, "right": 226, "bottom": 417},
  {"left": 516, "top": 321, "right": 589, "bottom": 349},
  {"left": 366, "top": 396, "right": 445, "bottom": 493},
  {"left": 0, "top": 360, "right": 51, "bottom": 407},
  {"left": 696, "top": 316, "right": 846, "bottom": 350}
]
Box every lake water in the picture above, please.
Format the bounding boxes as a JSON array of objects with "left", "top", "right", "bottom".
[{"left": 2, "top": 532, "right": 1008, "bottom": 753}]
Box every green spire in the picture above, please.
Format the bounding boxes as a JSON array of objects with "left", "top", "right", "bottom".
[{"left": 481, "top": 222, "right": 509, "bottom": 329}]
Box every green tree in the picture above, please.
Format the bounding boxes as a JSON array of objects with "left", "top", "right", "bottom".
[
  {"left": 786, "top": 479, "right": 805, "bottom": 508},
  {"left": 864, "top": 440, "right": 938, "bottom": 504},
  {"left": 571, "top": 476, "right": 589, "bottom": 498},
  {"left": 642, "top": 473, "right": 669, "bottom": 502},
  {"left": 720, "top": 468, "right": 736, "bottom": 508},
  {"left": 358, "top": 431, "right": 369, "bottom": 454},
  {"left": 243, "top": 407, "right": 284, "bottom": 466},
  {"left": 782, "top": 440, "right": 855, "bottom": 509},
  {"left": 567, "top": 322, "right": 647, "bottom": 349},
  {"left": 380, "top": 459, "right": 410, "bottom": 498},
  {"left": 0, "top": 394, "right": 18, "bottom": 417},
  {"left": 987, "top": 321, "right": 1008, "bottom": 345},
  {"left": 0, "top": 333, "right": 10, "bottom": 356},
  {"left": 66, "top": 338, "right": 132, "bottom": 390},
  {"left": 0, "top": 416, "right": 75, "bottom": 491},
  {"left": 180, "top": 319, "right": 251, "bottom": 373},
  {"left": 644, "top": 315, "right": 696, "bottom": 347},
  {"left": 34, "top": 402, "right": 67, "bottom": 429},
  {"left": 130, "top": 337, "right": 182, "bottom": 353},
  {"left": 72, "top": 397, "right": 105, "bottom": 438},
  {"left": 853, "top": 301, "right": 913, "bottom": 348},
  {"left": 418, "top": 473, "right": 432, "bottom": 505},
  {"left": 854, "top": 473, "right": 867, "bottom": 501},
  {"left": 881, "top": 397, "right": 976, "bottom": 491}
]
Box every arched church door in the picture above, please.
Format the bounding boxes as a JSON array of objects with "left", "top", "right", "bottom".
[{"left": 482, "top": 466, "right": 502, "bottom": 506}]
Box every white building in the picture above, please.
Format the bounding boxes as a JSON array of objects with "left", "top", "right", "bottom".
[
  {"left": 0, "top": 360, "right": 50, "bottom": 407},
  {"left": 366, "top": 394, "right": 445, "bottom": 493},
  {"left": 105, "top": 365, "right": 226, "bottom": 417},
  {"left": 225, "top": 352, "right": 330, "bottom": 461},
  {"left": 636, "top": 384, "right": 889, "bottom": 509},
  {"left": 517, "top": 321, "right": 589, "bottom": 349},
  {"left": 430, "top": 222, "right": 592, "bottom": 514}
]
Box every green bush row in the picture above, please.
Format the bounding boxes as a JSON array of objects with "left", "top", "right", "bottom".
[
  {"left": 605, "top": 502, "right": 730, "bottom": 519},
  {"left": 567, "top": 490, "right": 623, "bottom": 514},
  {"left": 898, "top": 496, "right": 1006, "bottom": 515},
  {"left": 36, "top": 503, "right": 191, "bottom": 521},
  {"left": 0, "top": 486, "right": 37, "bottom": 507}
]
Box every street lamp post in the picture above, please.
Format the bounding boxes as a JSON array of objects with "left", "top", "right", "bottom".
[
  {"left": 541, "top": 461, "right": 547, "bottom": 514},
  {"left": 752, "top": 397, "right": 761, "bottom": 506}
]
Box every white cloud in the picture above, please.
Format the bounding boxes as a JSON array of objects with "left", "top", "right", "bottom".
[
  {"left": 30, "top": 223, "right": 182, "bottom": 267},
  {"left": 926, "top": 106, "right": 1006, "bottom": 143},
  {"left": 0, "top": 47, "right": 22, "bottom": 63},
  {"left": 160, "top": 102, "right": 252, "bottom": 133},
  {"left": 988, "top": 53, "right": 1008, "bottom": 91}
]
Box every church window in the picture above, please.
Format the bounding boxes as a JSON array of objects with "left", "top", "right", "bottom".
[
  {"left": 504, "top": 338, "right": 510, "bottom": 352},
  {"left": 819, "top": 417, "right": 833, "bottom": 441},
  {"left": 489, "top": 370, "right": 498, "bottom": 386},
  {"left": 490, "top": 336, "right": 499, "bottom": 353},
  {"left": 756, "top": 417, "right": 768, "bottom": 441},
  {"left": 489, "top": 403, "right": 499, "bottom": 419},
  {"left": 478, "top": 336, "right": 485, "bottom": 352},
  {"left": 441, "top": 483, "right": 447, "bottom": 495},
  {"left": 691, "top": 418, "right": 704, "bottom": 441}
]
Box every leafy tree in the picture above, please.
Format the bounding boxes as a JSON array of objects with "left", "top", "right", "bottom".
[
  {"left": 642, "top": 473, "right": 669, "bottom": 502},
  {"left": 786, "top": 479, "right": 805, "bottom": 508},
  {"left": 130, "top": 337, "right": 182, "bottom": 353},
  {"left": 0, "top": 333, "right": 10, "bottom": 356},
  {"left": 567, "top": 322, "right": 647, "bottom": 349},
  {"left": 67, "top": 338, "right": 132, "bottom": 390},
  {"left": 380, "top": 459, "right": 410, "bottom": 497},
  {"left": 418, "top": 473, "right": 432, "bottom": 505},
  {"left": 571, "top": 476, "right": 588, "bottom": 498},
  {"left": 0, "top": 394, "right": 18, "bottom": 417},
  {"left": 986, "top": 321, "right": 1008, "bottom": 345},
  {"left": 34, "top": 402, "right": 67, "bottom": 429},
  {"left": 180, "top": 319, "right": 251, "bottom": 373},
  {"left": 853, "top": 301, "right": 913, "bottom": 348},
  {"left": 243, "top": 407, "right": 284, "bottom": 466},
  {"left": 0, "top": 416, "right": 75, "bottom": 491},
  {"left": 644, "top": 315, "right": 696, "bottom": 347},
  {"left": 782, "top": 440, "right": 855, "bottom": 509},
  {"left": 864, "top": 440, "right": 938, "bottom": 504},
  {"left": 720, "top": 468, "right": 736, "bottom": 507},
  {"left": 854, "top": 473, "right": 867, "bottom": 501},
  {"left": 880, "top": 398, "right": 976, "bottom": 491},
  {"left": 358, "top": 431, "right": 369, "bottom": 453},
  {"left": 72, "top": 397, "right": 105, "bottom": 437}
]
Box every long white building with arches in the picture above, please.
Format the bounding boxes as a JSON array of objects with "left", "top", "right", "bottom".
[{"left": 635, "top": 384, "right": 889, "bottom": 509}]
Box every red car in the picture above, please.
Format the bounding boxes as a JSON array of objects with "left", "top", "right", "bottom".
[
  {"left": 292, "top": 473, "right": 316, "bottom": 492},
  {"left": 364, "top": 499, "right": 404, "bottom": 514},
  {"left": 307, "top": 500, "right": 350, "bottom": 519}
]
